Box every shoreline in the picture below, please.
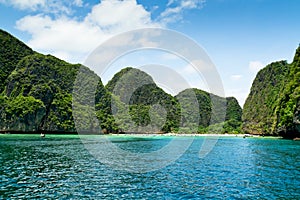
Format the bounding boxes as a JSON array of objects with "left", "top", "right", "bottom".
[
  {"left": 108, "top": 133, "right": 281, "bottom": 138},
  {"left": 0, "top": 132, "right": 283, "bottom": 139}
]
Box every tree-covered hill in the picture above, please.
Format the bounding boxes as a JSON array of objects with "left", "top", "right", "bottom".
[
  {"left": 0, "top": 29, "right": 243, "bottom": 134},
  {"left": 0, "top": 30, "right": 110, "bottom": 133},
  {"left": 0, "top": 30, "right": 34, "bottom": 92},
  {"left": 176, "top": 88, "right": 242, "bottom": 133},
  {"left": 242, "top": 46, "right": 300, "bottom": 138},
  {"left": 275, "top": 46, "right": 300, "bottom": 137},
  {"left": 106, "top": 68, "right": 242, "bottom": 134},
  {"left": 105, "top": 67, "right": 180, "bottom": 133}
]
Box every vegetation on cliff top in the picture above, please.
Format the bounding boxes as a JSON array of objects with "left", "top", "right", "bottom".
[
  {"left": 0, "top": 29, "right": 34, "bottom": 92},
  {"left": 0, "top": 31, "right": 111, "bottom": 133},
  {"left": 243, "top": 46, "right": 300, "bottom": 137},
  {"left": 176, "top": 88, "right": 242, "bottom": 134},
  {"left": 105, "top": 67, "right": 242, "bottom": 134},
  {"left": 105, "top": 67, "right": 180, "bottom": 133}
]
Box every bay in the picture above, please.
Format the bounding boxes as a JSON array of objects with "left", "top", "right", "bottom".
[{"left": 0, "top": 134, "right": 299, "bottom": 199}]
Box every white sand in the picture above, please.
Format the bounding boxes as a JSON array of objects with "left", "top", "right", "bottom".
[{"left": 109, "top": 133, "right": 263, "bottom": 137}]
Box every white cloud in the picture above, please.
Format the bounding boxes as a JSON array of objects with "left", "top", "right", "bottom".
[
  {"left": 159, "top": 0, "right": 205, "bottom": 24},
  {"left": 230, "top": 74, "right": 242, "bottom": 81},
  {"left": 16, "top": 0, "right": 161, "bottom": 63},
  {"left": 73, "top": 0, "right": 83, "bottom": 7},
  {"left": 2, "top": 0, "right": 45, "bottom": 10},
  {"left": 16, "top": 15, "right": 105, "bottom": 62},
  {"left": 249, "top": 61, "right": 265, "bottom": 73},
  {"left": 167, "top": 0, "right": 175, "bottom": 7},
  {"left": 12, "top": 0, "right": 206, "bottom": 64},
  {"left": 1, "top": 0, "right": 83, "bottom": 14},
  {"left": 85, "top": 0, "right": 158, "bottom": 32}
]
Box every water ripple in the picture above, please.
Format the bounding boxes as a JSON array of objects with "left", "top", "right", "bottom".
[{"left": 0, "top": 135, "right": 299, "bottom": 199}]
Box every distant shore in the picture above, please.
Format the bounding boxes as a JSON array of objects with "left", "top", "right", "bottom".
[
  {"left": 109, "top": 133, "right": 281, "bottom": 138},
  {"left": 0, "top": 132, "right": 284, "bottom": 139}
]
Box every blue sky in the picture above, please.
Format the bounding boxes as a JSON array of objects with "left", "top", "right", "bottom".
[{"left": 0, "top": 0, "right": 299, "bottom": 106}]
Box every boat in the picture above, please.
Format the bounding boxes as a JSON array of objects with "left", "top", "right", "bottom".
[{"left": 243, "top": 134, "right": 253, "bottom": 138}]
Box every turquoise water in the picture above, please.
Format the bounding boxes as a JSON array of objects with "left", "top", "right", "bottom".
[{"left": 0, "top": 135, "right": 299, "bottom": 199}]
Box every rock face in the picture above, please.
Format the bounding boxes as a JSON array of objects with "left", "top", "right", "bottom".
[
  {"left": 274, "top": 47, "right": 300, "bottom": 137},
  {"left": 243, "top": 47, "right": 300, "bottom": 138},
  {"left": 0, "top": 30, "right": 109, "bottom": 133}
]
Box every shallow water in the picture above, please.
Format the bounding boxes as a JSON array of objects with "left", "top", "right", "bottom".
[{"left": 0, "top": 134, "right": 299, "bottom": 199}]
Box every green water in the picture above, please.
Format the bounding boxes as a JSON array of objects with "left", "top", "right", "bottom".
[{"left": 0, "top": 134, "right": 299, "bottom": 199}]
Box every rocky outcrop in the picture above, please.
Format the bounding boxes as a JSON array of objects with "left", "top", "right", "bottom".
[
  {"left": 176, "top": 88, "right": 242, "bottom": 133},
  {"left": 242, "top": 46, "right": 300, "bottom": 138},
  {"left": 0, "top": 30, "right": 110, "bottom": 133}
]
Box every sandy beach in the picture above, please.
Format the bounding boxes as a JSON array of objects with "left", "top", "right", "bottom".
[{"left": 109, "top": 133, "right": 269, "bottom": 138}]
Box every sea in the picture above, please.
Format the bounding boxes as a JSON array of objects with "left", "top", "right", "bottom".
[{"left": 0, "top": 134, "right": 299, "bottom": 199}]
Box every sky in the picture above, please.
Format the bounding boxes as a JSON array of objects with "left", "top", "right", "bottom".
[{"left": 0, "top": 0, "right": 299, "bottom": 106}]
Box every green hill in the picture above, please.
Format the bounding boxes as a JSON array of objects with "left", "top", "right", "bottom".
[
  {"left": 106, "top": 68, "right": 242, "bottom": 134},
  {"left": 0, "top": 30, "right": 34, "bottom": 92},
  {"left": 176, "top": 88, "right": 242, "bottom": 134},
  {"left": 0, "top": 29, "right": 243, "bottom": 134},
  {"left": 242, "top": 46, "right": 300, "bottom": 138},
  {"left": 0, "top": 30, "right": 110, "bottom": 133},
  {"left": 105, "top": 67, "right": 180, "bottom": 133}
]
